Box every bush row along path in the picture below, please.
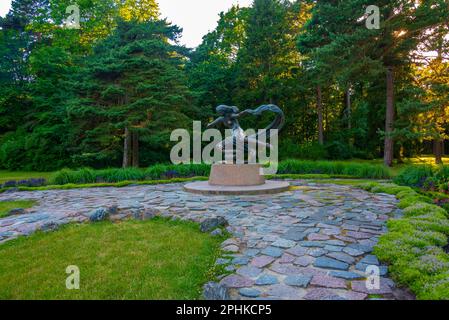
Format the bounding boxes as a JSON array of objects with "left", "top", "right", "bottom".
[{"left": 0, "top": 181, "right": 414, "bottom": 300}]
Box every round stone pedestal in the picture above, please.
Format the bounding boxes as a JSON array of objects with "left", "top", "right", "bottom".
[
  {"left": 184, "top": 180, "right": 290, "bottom": 195},
  {"left": 184, "top": 163, "right": 290, "bottom": 195}
]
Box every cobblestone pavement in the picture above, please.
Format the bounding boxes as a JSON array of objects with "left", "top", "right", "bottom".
[{"left": 0, "top": 180, "right": 413, "bottom": 300}]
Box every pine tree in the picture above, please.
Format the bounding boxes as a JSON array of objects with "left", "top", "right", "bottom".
[
  {"left": 298, "top": 0, "right": 449, "bottom": 165},
  {"left": 236, "top": 0, "right": 292, "bottom": 105},
  {"left": 118, "top": 0, "right": 160, "bottom": 22},
  {"left": 70, "top": 19, "right": 195, "bottom": 168}
]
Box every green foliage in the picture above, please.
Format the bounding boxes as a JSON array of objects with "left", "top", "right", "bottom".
[
  {"left": 324, "top": 141, "right": 353, "bottom": 160},
  {"left": 370, "top": 184, "right": 414, "bottom": 195},
  {"left": 145, "top": 163, "right": 211, "bottom": 180},
  {"left": 394, "top": 165, "right": 434, "bottom": 188},
  {"left": 398, "top": 196, "right": 433, "bottom": 209},
  {"left": 402, "top": 203, "right": 448, "bottom": 219},
  {"left": 435, "top": 165, "right": 449, "bottom": 181},
  {"left": 367, "top": 182, "right": 449, "bottom": 299},
  {"left": 48, "top": 164, "right": 211, "bottom": 185},
  {"left": 0, "top": 15, "right": 199, "bottom": 171},
  {"left": 277, "top": 160, "right": 391, "bottom": 179},
  {"left": 49, "top": 167, "right": 142, "bottom": 185},
  {"left": 394, "top": 165, "right": 449, "bottom": 194},
  {"left": 39, "top": 160, "right": 391, "bottom": 187},
  {"left": 396, "top": 189, "right": 419, "bottom": 199},
  {"left": 68, "top": 19, "right": 199, "bottom": 169},
  {"left": 279, "top": 140, "right": 328, "bottom": 160}
]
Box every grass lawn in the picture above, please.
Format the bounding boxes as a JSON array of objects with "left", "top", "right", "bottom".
[
  {"left": 0, "top": 219, "right": 225, "bottom": 299},
  {"left": 0, "top": 170, "right": 53, "bottom": 183},
  {"left": 0, "top": 200, "right": 37, "bottom": 218}
]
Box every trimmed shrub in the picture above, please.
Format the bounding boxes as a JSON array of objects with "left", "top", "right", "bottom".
[
  {"left": 396, "top": 190, "right": 419, "bottom": 199},
  {"left": 97, "top": 168, "right": 146, "bottom": 182},
  {"left": 46, "top": 160, "right": 390, "bottom": 186},
  {"left": 145, "top": 163, "right": 211, "bottom": 180},
  {"left": 48, "top": 164, "right": 211, "bottom": 185},
  {"left": 398, "top": 195, "right": 433, "bottom": 209},
  {"left": 434, "top": 165, "right": 449, "bottom": 181},
  {"left": 370, "top": 184, "right": 412, "bottom": 195},
  {"left": 394, "top": 165, "right": 434, "bottom": 188}
]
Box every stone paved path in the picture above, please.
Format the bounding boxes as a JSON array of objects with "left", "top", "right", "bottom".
[{"left": 0, "top": 180, "right": 412, "bottom": 300}]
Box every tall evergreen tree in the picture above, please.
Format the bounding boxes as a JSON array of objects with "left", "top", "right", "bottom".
[
  {"left": 118, "top": 0, "right": 160, "bottom": 22},
  {"left": 69, "top": 19, "right": 195, "bottom": 168},
  {"left": 236, "top": 0, "right": 292, "bottom": 105}
]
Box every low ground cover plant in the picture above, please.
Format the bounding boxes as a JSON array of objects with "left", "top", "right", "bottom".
[{"left": 361, "top": 182, "right": 449, "bottom": 299}]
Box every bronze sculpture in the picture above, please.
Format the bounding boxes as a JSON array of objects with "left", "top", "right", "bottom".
[{"left": 207, "top": 104, "right": 285, "bottom": 163}]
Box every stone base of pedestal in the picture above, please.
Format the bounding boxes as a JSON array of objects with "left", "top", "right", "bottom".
[
  {"left": 184, "top": 163, "right": 289, "bottom": 195},
  {"left": 183, "top": 180, "right": 290, "bottom": 195},
  {"left": 209, "top": 163, "right": 265, "bottom": 186}
]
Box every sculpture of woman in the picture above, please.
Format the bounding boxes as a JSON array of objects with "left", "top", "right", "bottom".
[{"left": 207, "top": 104, "right": 285, "bottom": 163}]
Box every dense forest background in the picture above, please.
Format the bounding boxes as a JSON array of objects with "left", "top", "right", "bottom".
[{"left": 0, "top": 0, "right": 448, "bottom": 171}]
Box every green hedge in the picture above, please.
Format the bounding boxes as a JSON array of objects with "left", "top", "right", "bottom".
[
  {"left": 394, "top": 165, "right": 449, "bottom": 192},
  {"left": 48, "top": 164, "right": 211, "bottom": 185},
  {"left": 47, "top": 160, "right": 391, "bottom": 185},
  {"left": 277, "top": 159, "right": 391, "bottom": 179},
  {"left": 361, "top": 182, "right": 449, "bottom": 300}
]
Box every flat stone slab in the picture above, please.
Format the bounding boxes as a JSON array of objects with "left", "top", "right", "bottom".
[{"left": 183, "top": 180, "right": 290, "bottom": 195}]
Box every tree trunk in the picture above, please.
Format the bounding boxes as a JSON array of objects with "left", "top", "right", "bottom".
[
  {"left": 384, "top": 67, "right": 394, "bottom": 167},
  {"left": 433, "top": 38, "right": 444, "bottom": 166},
  {"left": 132, "top": 131, "right": 139, "bottom": 167},
  {"left": 345, "top": 86, "right": 353, "bottom": 146},
  {"left": 434, "top": 138, "right": 443, "bottom": 165},
  {"left": 122, "top": 127, "right": 131, "bottom": 168},
  {"left": 345, "top": 87, "right": 351, "bottom": 130},
  {"left": 443, "top": 140, "right": 445, "bottom": 157},
  {"left": 317, "top": 85, "right": 324, "bottom": 145}
]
